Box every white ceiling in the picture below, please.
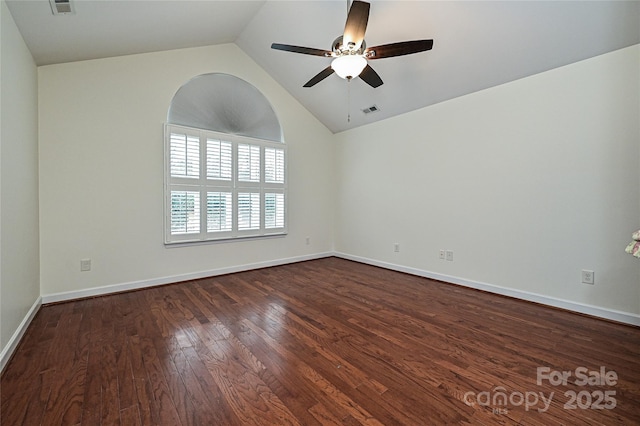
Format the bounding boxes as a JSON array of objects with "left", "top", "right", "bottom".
[{"left": 6, "top": 0, "right": 640, "bottom": 133}]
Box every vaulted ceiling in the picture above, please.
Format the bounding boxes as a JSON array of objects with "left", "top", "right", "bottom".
[{"left": 6, "top": 0, "right": 640, "bottom": 133}]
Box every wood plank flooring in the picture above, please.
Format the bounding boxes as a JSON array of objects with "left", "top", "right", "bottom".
[{"left": 2, "top": 257, "right": 639, "bottom": 425}]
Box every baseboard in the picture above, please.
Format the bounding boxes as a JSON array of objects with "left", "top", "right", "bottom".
[
  {"left": 0, "top": 296, "right": 42, "bottom": 373},
  {"left": 334, "top": 252, "right": 640, "bottom": 327},
  {"left": 41, "top": 252, "right": 334, "bottom": 304}
]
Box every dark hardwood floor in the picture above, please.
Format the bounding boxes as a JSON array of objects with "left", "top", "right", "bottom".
[{"left": 2, "top": 257, "right": 639, "bottom": 425}]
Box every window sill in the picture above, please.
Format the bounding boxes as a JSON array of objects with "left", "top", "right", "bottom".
[{"left": 164, "top": 232, "right": 287, "bottom": 248}]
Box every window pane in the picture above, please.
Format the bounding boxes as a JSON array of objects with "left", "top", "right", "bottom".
[
  {"left": 171, "top": 191, "right": 200, "bottom": 234},
  {"left": 207, "top": 139, "right": 232, "bottom": 180},
  {"left": 265, "top": 193, "right": 285, "bottom": 229},
  {"left": 170, "top": 133, "right": 199, "bottom": 178},
  {"left": 265, "top": 148, "right": 285, "bottom": 183},
  {"left": 238, "top": 192, "right": 260, "bottom": 230},
  {"left": 207, "top": 192, "right": 232, "bottom": 232},
  {"left": 238, "top": 144, "right": 260, "bottom": 182}
]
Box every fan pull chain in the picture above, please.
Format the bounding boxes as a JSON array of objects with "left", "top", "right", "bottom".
[{"left": 347, "top": 78, "right": 351, "bottom": 123}]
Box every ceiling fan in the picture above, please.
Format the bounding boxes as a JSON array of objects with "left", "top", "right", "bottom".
[{"left": 271, "top": 0, "right": 434, "bottom": 88}]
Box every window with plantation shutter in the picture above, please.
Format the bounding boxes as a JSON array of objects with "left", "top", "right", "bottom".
[
  {"left": 265, "top": 192, "right": 285, "bottom": 229},
  {"left": 165, "top": 124, "right": 286, "bottom": 244},
  {"left": 206, "top": 139, "right": 232, "bottom": 181},
  {"left": 170, "top": 191, "right": 200, "bottom": 234},
  {"left": 237, "top": 192, "right": 261, "bottom": 230},
  {"left": 265, "top": 148, "right": 285, "bottom": 183},
  {"left": 238, "top": 144, "right": 261, "bottom": 182},
  {"left": 170, "top": 133, "right": 199, "bottom": 178},
  {"left": 207, "top": 192, "right": 232, "bottom": 232}
]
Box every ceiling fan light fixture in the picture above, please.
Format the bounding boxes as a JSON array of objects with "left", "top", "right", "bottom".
[{"left": 331, "top": 55, "right": 367, "bottom": 80}]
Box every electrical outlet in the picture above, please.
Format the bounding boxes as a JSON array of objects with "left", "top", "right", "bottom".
[
  {"left": 439, "top": 249, "right": 446, "bottom": 260},
  {"left": 581, "top": 270, "right": 594, "bottom": 285},
  {"left": 305, "top": 236, "right": 310, "bottom": 245},
  {"left": 446, "top": 250, "right": 454, "bottom": 261},
  {"left": 80, "top": 259, "right": 91, "bottom": 272},
  {"left": 394, "top": 243, "right": 400, "bottom": 253}
]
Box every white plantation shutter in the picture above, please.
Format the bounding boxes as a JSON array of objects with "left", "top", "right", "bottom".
[
  {"left": 207, "top": 139, "right": 232, "bottom": 181},
  {"left": 265, "top": 193, "right": 285, "bottom": 229},
  {"left": 165, "top": 124, "right": 286, "bottom": 243},
  {"left": 265, "top": 148, "right": 285, "bottom": 183},
  {"left": 207, "top": 192, "right": 232, "bottom": 232},
  {"left": 170, "top": 133, "right": 199, "bottom": 178},
  {"left": 237, "top": 192, "right": 261, "bottom": 230},
  {"left": 238, "top": 144, "right": 260, "bottom": 182},
  {"left": 170, "top": 191, "right": 200, "bottom": 234}
]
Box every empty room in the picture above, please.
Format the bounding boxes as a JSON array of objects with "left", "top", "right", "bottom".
[{"left": 1, "top": 0, "right": 639, "bottom": 424}]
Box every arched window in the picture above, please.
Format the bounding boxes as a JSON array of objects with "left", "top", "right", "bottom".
[{"left": 164, "top": 74, "right": 286, "bottom": 244}]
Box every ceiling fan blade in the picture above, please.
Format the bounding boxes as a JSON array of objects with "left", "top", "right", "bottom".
[
  {"left": 271, "top": 43, "right": 332, "bottom": 57},
  {"left": 366, "top": 40, "right": 434, "bottom": 59},
  {"left": 303, "top": 66, "right": 335, "bottom": 87},
  {"left": 343, "top": 1, "right": 370, "bottom": 51},
  {"left": 359, "top": 64, "right": 383, "bottom": 88}
]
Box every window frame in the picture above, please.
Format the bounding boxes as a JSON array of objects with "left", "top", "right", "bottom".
[{"left": 164, "top": 124, "right": 287, "bottom": 245}]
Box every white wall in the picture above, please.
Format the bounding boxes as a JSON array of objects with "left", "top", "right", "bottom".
[
  {"left": 335, "top": 45, "right": 640, "bottom": 318},
  {"left": 38, "top": 44, "right": 335, "bottom": 297},
  {"left": 0, "top": 1, "right": 40, "bottom": 355}
]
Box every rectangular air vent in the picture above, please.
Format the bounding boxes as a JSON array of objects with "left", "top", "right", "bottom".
[
  {"left": 50, "top": 0, "right": 74, "bottom": 15},
  {"left": 362, "top": 105, "right": 380, "bottom": 114}
]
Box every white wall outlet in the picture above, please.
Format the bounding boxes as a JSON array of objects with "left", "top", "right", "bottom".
[
  {"left": 305, "top": 236, "right": 310, "bottom": 245},
  {"left": 446, "top": 250, "right": 454, "bottom": 261},
  {"left": 394, "top": 243, "right": 400, "bottom": 253},
  {"left": 581, "top": 270, "right": 594, "bottom": 285},
  {"left": 80, "top": 258, "right": 91, "bottom": 272},
  {"left": 439, "top": 249, "right": 446, "bottom": 260}
]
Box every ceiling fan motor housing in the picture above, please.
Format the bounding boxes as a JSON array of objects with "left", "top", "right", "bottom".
[{"left": 332, "top": 36, "right": 366, "bottom": 56}]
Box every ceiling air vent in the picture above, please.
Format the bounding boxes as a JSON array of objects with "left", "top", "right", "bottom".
[
  {"left": 362, "top": 105, "right": 380, "bottom": 114},
  {"left": 50, "top": 0, "right": 74, "bottom": 15}
]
